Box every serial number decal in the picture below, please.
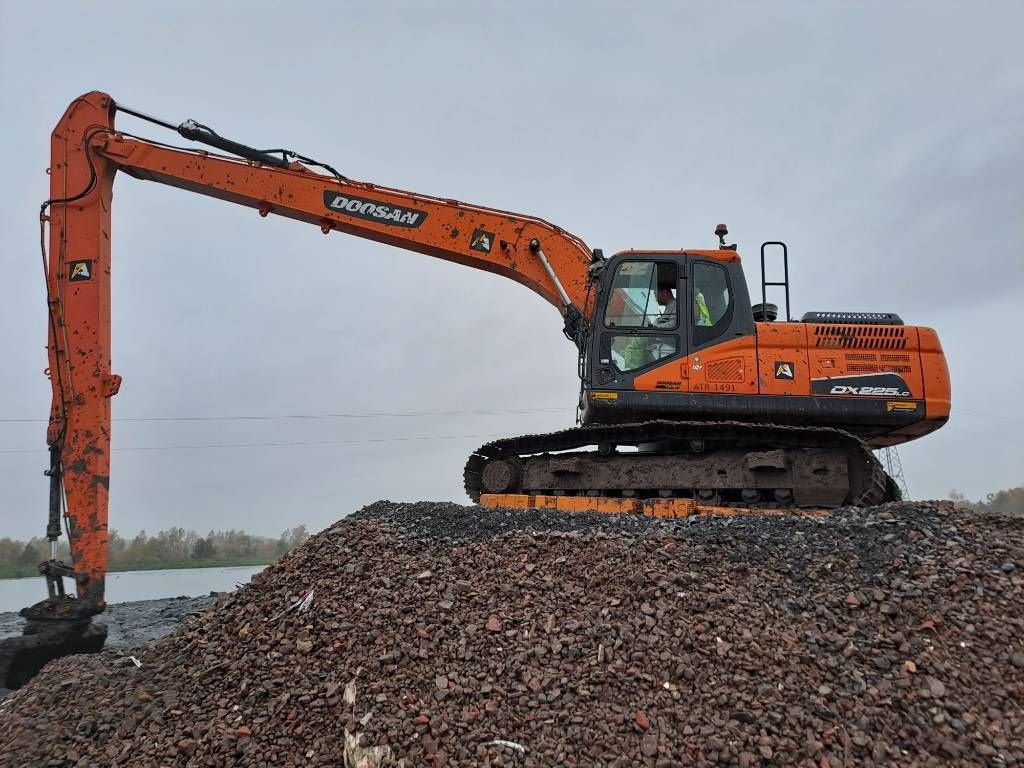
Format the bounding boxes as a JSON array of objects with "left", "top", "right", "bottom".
[{"left": 691, "top": 383, "right": 738, "bottom": 393}]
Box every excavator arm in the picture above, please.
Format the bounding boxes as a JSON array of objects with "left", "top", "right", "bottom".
[{"left": 32, "top": 91, "right": 597, "bottom": 622}]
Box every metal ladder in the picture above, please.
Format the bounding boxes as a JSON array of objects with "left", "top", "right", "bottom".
[{"left": 760, "top": 241, "right": 792, "bottom": 322}]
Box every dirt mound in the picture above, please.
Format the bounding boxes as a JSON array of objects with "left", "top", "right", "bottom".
[{"left": 1, "top": 501, "right": 1022, "bottom": 767}]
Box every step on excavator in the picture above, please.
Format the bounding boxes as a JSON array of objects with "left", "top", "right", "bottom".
[{"left": 0, "top": 92, "right": 951, "bottom": 689}]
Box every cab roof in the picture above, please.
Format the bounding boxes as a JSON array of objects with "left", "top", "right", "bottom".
[{"left": 612, "top": 248, "right": 741, "bottom": 263}]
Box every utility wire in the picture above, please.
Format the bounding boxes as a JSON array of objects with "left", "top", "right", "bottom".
[
  {"left": 6, "top": 425, "right": 1017, "bottom": 454},
  {"left": 2, "top": 409, "right": 1019, "bottom": 453},
  {"left": 956, "top": 407, "right": 1024, "bottom": 425},
  {"left": 945, "top": 427, "right": 1024, "bottom": 446},
  {"left": 0, "top": 406, "right": 566, "bottom": 424},
  {"left": 0, "top": 433, "right": 508, "bottom": 455},
  {"left": 2, "top": 405, "right": 1019, "bottom": 426}
]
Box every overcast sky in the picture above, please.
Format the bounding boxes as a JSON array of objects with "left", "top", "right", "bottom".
[{"left": 1, "top": 1, "right": 1021, "bottom": 541}]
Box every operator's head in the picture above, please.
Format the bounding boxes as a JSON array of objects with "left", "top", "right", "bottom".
[{"left": 655, "top": 286, "right": 674, "bottom": 306}]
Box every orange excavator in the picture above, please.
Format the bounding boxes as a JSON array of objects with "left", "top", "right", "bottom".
[{"left": 0, "top": 91, "right": 950, "bottom": 687}]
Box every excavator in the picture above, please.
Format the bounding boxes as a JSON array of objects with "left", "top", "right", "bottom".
[{"left": 0, "top": 91, "right": 951, "bottom": 689}]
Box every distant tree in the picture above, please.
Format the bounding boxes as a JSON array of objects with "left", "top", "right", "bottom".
[
  {"left": 184, "top": 529, "right": 198, "bottom": 558},
  {"left": 276, "top": 525, "right": 309, "bottom": 555},
  {"left": 193, "top": 537, "right": 216, "bottom": 560},
  {"left": 151, "top": 527, "right": 189, "bottom": 561},
  {"left": 26, "top": 537, "right": 70, "bottom": 563},
  {"left": 0, "top": 538, "right": 22, "bottom": 566},
  {"left": 0, "top": 524, "right": 291, "bottom": 575},
  {"left": 18, "top": 543, "right": 40, "bottom": 567},
  {"left": 948, "top": 489, "right": 973, "bottom": 510},
  {"left": 209, "top": 529, "right": 255, "bottom": 559},
  {"left": 275, "top": 534, "right": 290, "bottom": 556},
  {"left": 976, "top": 485, "right": 1024, "bottom": 517},
  {"left": 108, "top": 529, "right": 126, "bottom": 556}
]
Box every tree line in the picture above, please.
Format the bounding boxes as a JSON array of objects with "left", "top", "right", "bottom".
[
  {"left": 0, "top": 525, "right": 309, "bottom": 576},
  {"left": 949, "top": 485, "right": 1024, "bottom": 517}
]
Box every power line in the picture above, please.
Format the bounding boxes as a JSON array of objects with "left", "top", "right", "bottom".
[
  {"left": 2, "top": 408, "right": 1019, "bottom": 455},
  {"left": 3, "top": 405, "right": 1020, "bottom": 425},
  {"left": 956, "top": 407, "right": 1024, "bottom": 425},
  {"left": 946, "top": 427, "right": 1024, "bottom": 446},
  {"left": 0, "top": 406, "right": 566, "bottom": 424},
  {"left": 0, "top": 432, "right": 507, "bottom": 455}
]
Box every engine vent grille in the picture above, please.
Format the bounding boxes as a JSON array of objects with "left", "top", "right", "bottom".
[
  {"left": 848, "top": 363, "right": 912, "bottom": 373},
  {"left": 803, "top": 311, "right": 904, "bottom": 325},
  {"left": 815, "top": 325, "right": 908, "bottom": 350},
  {"left": 706, "top": 357, "right": 744, "bottom": 382}
]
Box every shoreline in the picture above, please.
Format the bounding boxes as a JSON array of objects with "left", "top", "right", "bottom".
[
  {"left": 0, "top": 559, "right": 273, "bottom": 580},
  {"left": 0, "top": 593, "right": 220, "bottom": 647}
]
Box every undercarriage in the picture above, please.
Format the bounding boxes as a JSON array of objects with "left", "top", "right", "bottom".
[{"left": 465, "top": 420, "right": 898, "bottom": 509}]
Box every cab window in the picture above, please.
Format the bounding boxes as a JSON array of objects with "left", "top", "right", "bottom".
[
  {"left": 604, "top": 261, "right": 678, "bottom": 330},
  {"left": 610, "top": 335, "right": 678, "bottom": 372},
  {"left": 692, "top": 261, "right": 733, "bottom": 346}
]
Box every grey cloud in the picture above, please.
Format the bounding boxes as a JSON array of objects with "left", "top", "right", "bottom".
[{"left": 1, "top": 1, "right": 1022, "bottom": 541}]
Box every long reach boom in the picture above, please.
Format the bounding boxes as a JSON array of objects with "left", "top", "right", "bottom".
[{"left": 36, "top": 91, "right": 596, "bottom": 621}]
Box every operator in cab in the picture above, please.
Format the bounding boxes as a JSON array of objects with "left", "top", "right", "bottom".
[
  {"left": 654, "top": 285, "right": 676, "bottom": 328},
  {"left": 656, "top": 282, "right": 711, "bottom": 328}
]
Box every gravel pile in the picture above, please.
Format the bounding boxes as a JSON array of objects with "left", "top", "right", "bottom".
[{"left": 1, "top": 500, "right": 1022, "bottom": 767}]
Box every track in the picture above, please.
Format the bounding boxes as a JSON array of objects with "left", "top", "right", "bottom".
[{"left": 465, "top": 420, "right": 895, "bottom": 508}]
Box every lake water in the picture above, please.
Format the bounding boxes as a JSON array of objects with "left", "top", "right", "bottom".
[{"left": 0, "top": 565, "right": 266, "bottom": 613}]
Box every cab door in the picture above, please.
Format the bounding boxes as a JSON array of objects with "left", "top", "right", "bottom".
[
  {"left": 591, "top": 256, "right": 687, "bottom": 391},
  {"left": 679, "top": 257, "right": 759, "bottom": 396}
]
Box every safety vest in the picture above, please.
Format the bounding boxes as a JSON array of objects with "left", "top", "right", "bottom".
[{"left": 695, "top": 291, "right": 712, "bottom": 327}]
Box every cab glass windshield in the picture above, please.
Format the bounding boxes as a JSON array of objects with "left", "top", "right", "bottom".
[{"left": 604, "top": 261, "right": 678, "bottom": 329}]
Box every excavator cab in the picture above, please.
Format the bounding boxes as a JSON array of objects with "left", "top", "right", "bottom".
[{"left": 583, "top": 249, "right": 755, "bottom": 423}]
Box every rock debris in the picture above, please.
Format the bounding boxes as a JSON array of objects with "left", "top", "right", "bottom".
[{"left": 1, "top": 500, "right": 1021, "bottom": 767}]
